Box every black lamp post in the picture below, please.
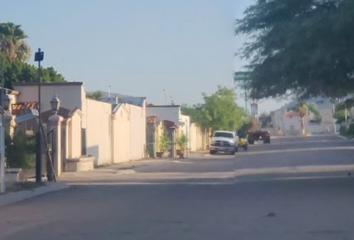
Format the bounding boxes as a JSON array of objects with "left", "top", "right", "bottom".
[{"left": 35, "top": 48, "right": 44, "bottom": 183}]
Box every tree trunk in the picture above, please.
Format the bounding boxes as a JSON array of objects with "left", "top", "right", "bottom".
[{"left": 301, "top": 117, "right": 305, "bottom": 136}]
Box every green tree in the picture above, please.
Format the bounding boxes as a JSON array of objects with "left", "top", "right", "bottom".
[
  {"left": 235, "top": 0, "right": 354, "bottom": 100},
  {"left": 86, "top": 91, "right": 103, "bottom": 100},
  {"left": 3, "top": 61, "right": 65, "bottom": 89},
  {"left": 0, "top": 22, "right": 65, "bottom": 88},
  {"left": 182, "top": 86, "right": 245, "bottom": 131},
  {"left": 181, "top": 103, "right": 209, "bottom": 128},
  {"left": 334, "top": 99, "right": 354, "bottom": 123},
  {"left": 0, "top": 22, "right": 31, "bottom": 62}
]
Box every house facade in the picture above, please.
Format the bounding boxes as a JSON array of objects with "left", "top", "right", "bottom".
[
  {"left": 307, "top": 97, "right": 336, "bottom": 134},
  {"left": 12, "top": 82, "right": 146, "bottom": 175},
  {"left": 271, "top": 98, "right": 336, "bottom": 136},
  {"left": 271, "top": 108, "right": 308, "bottom": 136},
  {"left": 146, "top": 104, "right": 209, "bottom": 154}
]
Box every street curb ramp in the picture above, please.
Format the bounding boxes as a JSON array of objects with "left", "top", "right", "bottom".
[{"left": 0, "top": 182, "right": 70, "bottom": 208}]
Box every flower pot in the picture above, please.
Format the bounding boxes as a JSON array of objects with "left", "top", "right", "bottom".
[{"left": 156, "top": 152, "right": 164, "bottom": 158}]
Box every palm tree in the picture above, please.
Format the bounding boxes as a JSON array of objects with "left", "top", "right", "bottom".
[
  {"left": 0, "top": 22, "right": 31, "bottom": 62},
  {"left": 291, "top": 102, "right": 320, "bottom": 135}
]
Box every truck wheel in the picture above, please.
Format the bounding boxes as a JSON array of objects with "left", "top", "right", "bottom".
[
  {"left": 263, "top": 137, "right": 271, "bottom": 144},
  {"left": 248, "top": 140, "right": 254, "bottom": 145},
  {"left": 209, "top": 150, "right": 216, "bottom": 155}
]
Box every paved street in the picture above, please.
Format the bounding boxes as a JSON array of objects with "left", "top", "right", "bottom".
[{"left": 1, "top": 134, "right": 354, "bottom": 240}]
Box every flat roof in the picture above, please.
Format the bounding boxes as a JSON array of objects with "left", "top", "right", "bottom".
[
  {"left": 147, "top": 104, "right": 180, "bottom": 108},
  {"left": 14, "top": 82, "right": 83, "bottom": 86}
]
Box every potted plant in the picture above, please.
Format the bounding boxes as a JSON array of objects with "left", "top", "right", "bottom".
[
  {"left": 176, "top": 133, "right": 188, "bottom": 158},
  {"left": 156, "top": 134, "right": 170, "bottom": 158}
]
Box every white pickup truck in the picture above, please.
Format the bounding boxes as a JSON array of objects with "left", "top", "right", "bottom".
[{"left": 209, "top": 130, "right": 239, "bottom": 155}]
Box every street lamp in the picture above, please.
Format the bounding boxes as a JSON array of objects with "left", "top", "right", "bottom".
[
  {"left": 35, "top": 48, "right": 44, "bottom": 183},
  {"left": 50, "top": 95, "right": 60, "bottom": 114}
]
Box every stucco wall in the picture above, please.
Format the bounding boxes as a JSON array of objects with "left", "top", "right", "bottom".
[
  {"left": 271, "top": 110, "right": 285, "bottom": 134},
  {"left": 112, "top": 105, "right": 130, "bottom": 163},
  {"left": 180, "top": 114, "right": 190, "bottom": 149},
  {"left": 127, "top": 103, "right": 146, "bottom": 160},
  {"left": 190, "top": 123, "right": 209, "bottom": 151},
  {"left": 85, "top": 99, "right": 112, "bottom": 166},
  {"left": 69, "top": 111, "right": 82, "bottom": 158},
  {"left": 283, "top": 116, "right": 302, "bottom": 135},
  {"left": 319, "top": 108, "right": 335, "bottom": 133}
]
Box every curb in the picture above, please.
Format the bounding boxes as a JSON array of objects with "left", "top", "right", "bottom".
[
  {"left": 65, "top": 177, "right": 236, "bottom": 186},
  {"left": 0, "top": 182, "right": 70, "bottom": 208}
]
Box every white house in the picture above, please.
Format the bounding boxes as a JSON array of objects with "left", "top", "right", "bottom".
[
  {"left": 271, "top": 108, "right": 307, "bottom": 136},
  {"left": 307, "top": 97, "right": 336, "bottom": 134}
]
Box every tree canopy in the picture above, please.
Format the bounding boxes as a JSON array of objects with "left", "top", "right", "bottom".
[
  {"left": 0, "top": 22, "right": 65, "bottom": 88},
  {"left": 181, "top": 86, "right": 247, "bottom": 131},
  {"left": 0, "top": 22, "right": 31, "bottom": 62},
  {"left": 3, "top": 60, "right": 65, "bottom": 88},
  {"left": 86, "top": 91, "right": 103, "bottom": 100},
  {"left": 235, "top": 0, "right": 354, "bottom": 100}
]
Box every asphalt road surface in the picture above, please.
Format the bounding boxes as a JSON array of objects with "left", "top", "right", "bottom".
[{"left": 1, "top": 134, "right": 354, "bottom": 240}]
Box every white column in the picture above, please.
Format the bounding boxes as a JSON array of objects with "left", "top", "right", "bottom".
[{"left": 48, "top": 115, "right": 64, "bottom": 177}]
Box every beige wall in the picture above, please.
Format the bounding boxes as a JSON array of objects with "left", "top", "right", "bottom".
[
  {"left": 190, "top": 123, "right": 209, "bottom": 151},
  {"left": 68, "top": 110, "right": 82, "bottom": 158},
  {"left": 86, "top": 99, "right": 112, "bottom": 166},
  {"left": 190, "top": 123, "right": 198, "bottom": 152},
  {"left": 112, "top": 104, "right": 130, "bottom": 163},
  {"left": 180, "top": 114, "right": 191, "bottom": 150},
  {"left": 128, "top": 103, "right": 146, "bottom": 160}
]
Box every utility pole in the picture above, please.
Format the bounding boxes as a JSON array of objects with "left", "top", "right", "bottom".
[
  {"left": 163, "top": 89, "right": 167, "bottom": 105},
  {"left": 35, "top": 48, "right": 44, "bottom": 183},
  {"left": 234, "top": 71, "right": 251, "bottom": 112},
  {"left": 0, "top": 55, "right": 5, "bottom": 193}
]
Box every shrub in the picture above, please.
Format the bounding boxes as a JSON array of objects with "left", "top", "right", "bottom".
[
  {"left": 176, "top": 134, "right": 188, "bottom": 151},
  {"left": 5, "top": 131, "right": 36, "bottom": 169},
  {"left": 347, "top": 124, "right": 354, "bottom": 137},
  {"left": 158, "top": 134, "right": 170, "bottom": 152}
]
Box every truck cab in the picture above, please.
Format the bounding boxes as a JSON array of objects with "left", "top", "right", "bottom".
[{"left": 209, "top": 130, "right": 239, "bottom": 155}]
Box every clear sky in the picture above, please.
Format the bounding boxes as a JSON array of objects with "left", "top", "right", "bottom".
[{"left": 1, "top": 0, "right": 286, "bottom": 113}]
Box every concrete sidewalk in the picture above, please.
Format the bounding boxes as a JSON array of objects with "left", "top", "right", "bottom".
[
  {"left": 0, "top": 182, "right": 69, "bottom": 208},
  {"left": 59, "top": 156, "right": 235, "bottom": 185}
]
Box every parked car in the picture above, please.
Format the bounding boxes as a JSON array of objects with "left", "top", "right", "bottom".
[{"left": 209, "top": 130, "right": 239, "bottom": 155}]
